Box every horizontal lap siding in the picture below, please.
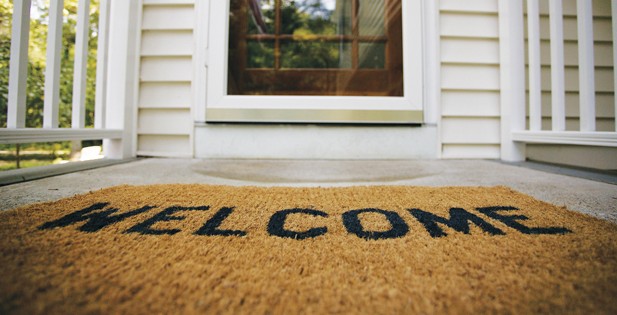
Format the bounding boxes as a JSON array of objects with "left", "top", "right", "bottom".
[
  {"left": 138, "top": 2, "right": 195, "bottom": 157},
  {"left": 140, "top": 57, "right": 193, "bottom": 82},
  {"left": 138, "top": 109, "right": 192, "bottom": 135},
  {"left": 440, "top": 0, "right": 501, "bottom": 159},
  {"left": 142, "top": 30, "right": 194, "bottom": 56},
  {"left": 142, "top": 4, "right": 194, "bottom": 30},
  {"left": 139, "top": 82, "right": 192, "bottom": 109}
]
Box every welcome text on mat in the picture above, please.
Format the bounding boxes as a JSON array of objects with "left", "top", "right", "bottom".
[{"left": 38, "top": 203, "right": 572, "bottom": 239}]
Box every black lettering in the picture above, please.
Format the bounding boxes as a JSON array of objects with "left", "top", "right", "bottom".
[
  {"left": 267, "top": 208, "right": 328, "bottom": 240},
  {"left": 38, "top": 202, "right": 155, "bottom": 233},
  {"left": 125, "top": 206, "right": 210, "bottom": 235},
  {"left": 476, "top": 206, "right": 571, "bottom": 235},
  {"left": 194, "top": 207, "right": 247, "bottom": 237},
  {"left": 409, "top": 208, "right": 505, "bottom": 238},
  {"left": 342, "top": 208, "right": 409, "bottom": 240}
]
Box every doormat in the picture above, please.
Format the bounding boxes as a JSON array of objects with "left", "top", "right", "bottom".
[{"left": 1, "top": 185, "right": 616, "bottom": 314}]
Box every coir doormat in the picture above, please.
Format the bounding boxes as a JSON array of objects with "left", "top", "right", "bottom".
[{"left": 1, "top": 185, "right": 616, "bottom": 314}]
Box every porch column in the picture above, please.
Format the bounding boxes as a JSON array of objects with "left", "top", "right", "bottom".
[
  {"left": 104, "top": 0, "right": 140, "bottom": 159},
  {"left": 7, "top": 0, "right": 32, "bottom": 129},
  {"left": 498, "top": 0, "right": 526, "bottom": 162}
]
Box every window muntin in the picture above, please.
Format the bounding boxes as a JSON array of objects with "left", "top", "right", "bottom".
[{"left": 227, "top": 0, "right": 403, "bottom": 96}]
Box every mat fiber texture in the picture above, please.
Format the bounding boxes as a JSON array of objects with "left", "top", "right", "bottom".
[{"left": 1, "top": 185, "right": 616, "bottom": 314}]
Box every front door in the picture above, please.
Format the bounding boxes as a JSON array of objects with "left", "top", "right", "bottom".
[{"left": 205, "top": 0, "right": 423, "bottom": 123}]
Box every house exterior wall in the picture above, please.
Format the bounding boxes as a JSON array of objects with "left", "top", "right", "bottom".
[
  {"left": 135, "top": 0, "right": 616, "bottom": 167},
  {"left": 439, "top": 0, "right": 501, "bottom": 159},
  {"left": 138, "top": 2, "right": 194, "bottom": 157}
]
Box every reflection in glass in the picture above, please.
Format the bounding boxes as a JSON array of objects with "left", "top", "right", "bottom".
[
  {"left": 247, "top": 0, "right": 275, "bottom": 34},
  {"left": 229, "top": 0, "right": 403, "bottom": 96},
  {"left": 281, "top": 41, "right": 350, "bottom": 68},
  {"left": 358, "top": 0, "right": 385, "bottom": 36},
  {"left": 359, "top": 42, "right": 385, "bottom": 69},
  {"left": 281, "top": 0, "right": 349, "bottom": 35},
  {"left": 247, "top": 41, "right": 275, "bottom": 68}
]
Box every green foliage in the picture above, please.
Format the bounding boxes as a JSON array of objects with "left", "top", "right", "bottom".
[
  {"left": 0, "top": 141, "right": 71, "bottom": 152},
  {"left": 0, "top": 140, "right": 71, "bottom": 171},
  {"left": 247, "top": 41, "right": 274, "bottom": 68},
  {"left": 245, "top": 0, "right": 343, "bottom": 69},
  {"left": 281, "top": 41, "right": 342, "bottom": 68},
  {"left": 0, "top": 0, "right": 12, "bottom": 127},
  {"left": 283, "top": 0, "right": 337, "bottom": 35},
  {"left": 0, "top": 158, "right": 56, "bottom": 171},
  {"left": 0, "top": 0, "right": 100, "bottom": 128}
]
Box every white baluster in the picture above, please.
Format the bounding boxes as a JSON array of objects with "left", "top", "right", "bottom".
[{"left": 7, "top": 0, "right": 32, "bottom": 129}]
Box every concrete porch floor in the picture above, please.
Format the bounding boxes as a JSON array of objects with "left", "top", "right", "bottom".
[{"left": 1, "top": 158, "right": 616, "bottom": 224}]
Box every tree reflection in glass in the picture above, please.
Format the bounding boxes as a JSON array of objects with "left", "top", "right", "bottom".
[{"left": 228, "top": 0, "right": 403, "bottom": 96}]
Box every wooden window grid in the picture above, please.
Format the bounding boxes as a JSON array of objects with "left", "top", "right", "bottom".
[{"left": 228, "top": 0, "right": 404, "bottom": 96}]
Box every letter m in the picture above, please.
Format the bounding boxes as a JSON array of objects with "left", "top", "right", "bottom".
[
  {"left": 38, "top": 203, "right": 155, "bottom": 233},
  {"left": 409, "top": 208, "right": 505, "bottom": 238}
]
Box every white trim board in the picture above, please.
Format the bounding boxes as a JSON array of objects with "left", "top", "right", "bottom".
[
  {"left": 200, "top": 0, "right": 426, "bottom": 124},
  {"left": 512, "top": 131, "right": 617, "bottom": 147},
  {"left": 0, "top": 128, "right": 123, "bottom": 144}
]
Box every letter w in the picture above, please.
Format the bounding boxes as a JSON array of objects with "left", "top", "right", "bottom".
[
  {"left": 38, "top": 202, "right": 155, "bottom": 233},
  {"left": 409, "top": 208, "right": 505, "bottom": 238}
]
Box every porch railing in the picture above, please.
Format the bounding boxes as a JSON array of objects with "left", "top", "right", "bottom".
[
  {"left": 0, "top": 0, "right": 139, "bottom": 160},
  {"left": 500, "top": 0, "right": 617, "bottom": 162}
]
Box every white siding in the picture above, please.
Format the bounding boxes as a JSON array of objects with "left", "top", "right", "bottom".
[
  {"left": 138, "top": 109, "right": 192, "bottom": 135},
  {"left": 140, "top": 57, "right": 193, "bottom": 82},
  {"left": 142, "top": 4, "right": 194, "bottom": 30},
  {"left": 441, "top": 118, "right": 501, "bottom": 144},
  {"left": 141, "top": 30, "right": 193, "bottom": 56},
  {"left": 441, "top": 38, "right": 499, "bottom": 64},
  {"left": 137, "top": 2, "right": 194, "bottom": 157},
  {"left": 442, "top": 91, "right": 500, "bottom": 117},
  {"left": 440, "top": 12, "right": 499, "bottom": 38},
  {"left": 440, "top": 0, "right": 501, "bottom": 158},
  {"left": 139, "top": 82, "right": 192, "bottom": 109},
  {"left": 440, "top": 0, "right": 498, "bottom": 13}
]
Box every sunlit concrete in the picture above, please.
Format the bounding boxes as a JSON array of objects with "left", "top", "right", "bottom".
[{"left": 1, "top": 158, "right": 616, "bottom": 224}]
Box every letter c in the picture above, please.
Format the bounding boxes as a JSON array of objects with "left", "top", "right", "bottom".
[{"left": 267, "top": 208, "right": 328, "bottom": 240}]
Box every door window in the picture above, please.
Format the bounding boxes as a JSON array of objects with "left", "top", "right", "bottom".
[{"left": 228, "top": 0, "right": 403, "bottom": 96}]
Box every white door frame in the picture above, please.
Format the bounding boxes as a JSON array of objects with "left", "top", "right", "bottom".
[{"left": 194, "top": 0, "right": 433, "bottom": 125}]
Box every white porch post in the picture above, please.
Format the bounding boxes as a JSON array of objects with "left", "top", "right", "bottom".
[
  {"left": 577, "top": 0, "right": 596, "bottom": 132},
  {"left": 527, "top": 0, "right": 542, "bottom": 131},
  {"left": 7, "top": 0, "right": 32, "bottom": 129},
  {"left": 103, "top": 0, "right": 140, "bottom": 159},
  {"left": 498, "top": 0, "right": 526, "bottom": 162},
  {"left": 71, "top": 0, "right": 91, "bottom": 129},
  {"left": 549, "top": 0, "right": 566, "bottom": 132},
  {"left": 95, "top": 0, "right": 111, "bottom": 129},
  {"left": 43, "top": 0, "right": 64, "bottom": 129}
]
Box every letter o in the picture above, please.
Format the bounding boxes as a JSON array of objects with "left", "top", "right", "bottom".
[{"left": 342, "top": 208, "right": 409, "bottom": 240}]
